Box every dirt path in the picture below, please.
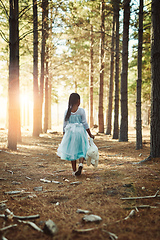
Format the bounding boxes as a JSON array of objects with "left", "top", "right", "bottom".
[{"left": 0, "top": 127, "right": 160, "bottom": 240}]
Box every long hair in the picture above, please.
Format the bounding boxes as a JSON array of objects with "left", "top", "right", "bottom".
[{"left": 65, "top": 93, "right": 80, "bottom": 121}]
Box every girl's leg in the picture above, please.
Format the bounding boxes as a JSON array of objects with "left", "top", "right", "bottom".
[
  {"left": 79, "top": 157, "right": 85, "bottom": 164},
  {"left": 71, "top": 160, "right": 76, "bottom": 172},
  {"left": 75, "top": 157, "right": 84, "bottom": 176}
]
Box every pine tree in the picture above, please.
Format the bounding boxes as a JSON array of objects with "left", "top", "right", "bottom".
[
  {"left": 119, "top": 0, "right": 131, "bottom": 142},
  {"left": 33, "top": 0, "right": 40, "bottom": 137},
  {"left": 98, "top": 0, "right": 105, "bottom": 133},
  {"left": 150, "top": 0, "right": 160, "bottom": 157},
  {"left": 136, "top": 0, "right": 143, "bottom": 149},
  {"left": 89, "top": 24, "right": 94, "bottom": 128},
  {"left": 8, "top": 0, "right": 20, "bottom": 150},
  {"left": 40, "top": 0, "right": 48, "bottom": 133},
  {"left": 106, "top": 7, "right": 115, "bottom": 135},
  {"left": 113, "top": 0, "right": 120, "bottom": 139}
]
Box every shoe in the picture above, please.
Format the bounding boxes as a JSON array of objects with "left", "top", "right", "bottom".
[
  {"left": 75, "top": 163, "right": 83, "bottom": 176},
  {"left": 72, "top": 171, "right": 76, "bottom": 176}
]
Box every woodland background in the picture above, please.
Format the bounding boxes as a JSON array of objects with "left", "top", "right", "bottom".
[
  {"left": 0, "top": 0, "right": 152, "bottom": 150},
  {"left": 0, "top": 1, "right": 160, "bottom": 239}
]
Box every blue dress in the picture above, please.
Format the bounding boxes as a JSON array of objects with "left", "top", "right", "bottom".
[{"left": 57, "top": 108, "right": 89, "bottom": 161}]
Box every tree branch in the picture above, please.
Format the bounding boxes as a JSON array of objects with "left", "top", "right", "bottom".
[
  {"left": 0, "top": 0, "right": 9, "bottom": 19},
  {"left": 0, "top": 30, "right": 9, "bottom": 43}
]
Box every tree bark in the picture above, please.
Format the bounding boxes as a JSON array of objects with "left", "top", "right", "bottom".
[
  {"left": 150, "top": 0, "right": 160, "bottom": 157},
  {"left": 89, "top": 24, "right": 94, "bottom": 128},
  {"left": 136, "top": 0, "right": 143, "bottom": 149},
  {"left": 98, "top": 0, "right": 105, "bottom": 133},
  {"left": 47, "top": 6, "right": 53, "bottom": 130},
  {"left": 48, "top": 81, "right": 51, "bottom": 129},
  {"left": 119, "top": 0, "right": 131, "bottom": 142},
  {"left": 33, "top": 0, "right": 40, "bottom": 137},
  {"left": 106, "top": 11, "right": 115, "bottom": 135},
  {"left": 8, "top": 0, "right": 20, "bottom": 150},
  {"left": 40, "top": 0, "right": 48, "bottom": 133},
  {"left": 43, "top": 0, "right": 49, "bottom": 133},
  {"left": 113, "top": 0, "right": 120, "bottom": 139},
  {"left": 44, "top": 47, "right": 49, "bottom": 133}
]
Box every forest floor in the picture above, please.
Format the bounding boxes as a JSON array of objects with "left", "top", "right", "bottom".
[{"left": 0, "top": 126, "right": 160, "bottom": 240}]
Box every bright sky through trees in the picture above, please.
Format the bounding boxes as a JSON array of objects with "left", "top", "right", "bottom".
[{"left": 0, "top": 0, "right": 151, "bottom": 132}]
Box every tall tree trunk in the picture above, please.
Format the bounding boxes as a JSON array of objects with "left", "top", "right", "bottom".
[
  {"left": 8, "top": 0, "right": 19, "bottom": 150},
  {"left": 44, "top": 47, "right": 49, "bottom": 133},
  {"left": 99, "top": 0, "right": 105, "bottom": 133},
  {"left": 33, "top": 0, "right": 40, "bottom": 137},
  {"left": 106, "top": 11, "right": 115, "bottom": 135},
  {"left": 119, "top": 0, "right": 131, "bottom": 142},
  {"left": 43, "top": 0, "right": 49, "bottom": 133},
  {"left": 40, "top": 0, "right": 48, "bottom": 133},
  {"left": 89, "top": 24, "right": 94, "bottom": 128},
  {"left": 150, "top": 0, "right": 160, "bottom": 157},
  {"left": 17, "top": 11, "right": 21, "bottom": 143},
  {"left": 136, "top": 0, "right": 143, "bottom": 149},
  {"left": 47, "top": 6, "right": 53, "bottom": 130},
  {"left": 113, "top": 0, "right": 120, "bottom": 139},
  {"left": 48, "top": 81, "right": 51, "bottom": 129}
]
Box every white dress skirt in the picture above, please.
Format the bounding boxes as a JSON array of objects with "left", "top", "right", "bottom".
[{"left": 57, "top": 109, "right": 89, "bottom": 161}]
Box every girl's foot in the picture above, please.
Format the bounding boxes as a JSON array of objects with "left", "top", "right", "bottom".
[
  {"left": 72, "top": 171, "right": 76, "bottom": 176},
  {"left": 75, "top": 163, "right": 83, "bottom": 176}
]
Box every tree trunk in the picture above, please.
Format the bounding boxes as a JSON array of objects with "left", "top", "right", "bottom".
[
  {"left": 47, "top": 6, "right": 53, "bottom": 130},
  {"left": 150, "top": 0, "right": 160, "bottom": 157},
  {"left": 17, "top": 15, "right": 21, "bottom": 143},
  {"left": 113, "top": 0, "right": 120, "bottom": 139},
  {"left": 8, "top": 0, "right": 19, "bottom": 150},
  {"left": 106, "top": 11, "right": 115, "bottom": 135},
  {"left": 33, "top": 0, "right": 40, "bottom": 137},
  {"left": 43, "top": 0, "right": 49, "bottom": 133},
  {"left": 89, "top": 24, "right": 94, "bottom": 128},
  {"left": 40, "top": 0, "right": 48, "bottom": 133},
  {"left": 44, "top": 47, "right": 49, "bottom": 133},
  {"left": 48, "top": 81, "right": 51, "bottom": 129},
  {"left": 119, "top": 0, "right": 131, "bottom": 142},
  {"left": 136, "top": 0, "right": 143, "bottom": 149},
  {"left": 98, "top": 0, "right": 105, "bottom": 133}
]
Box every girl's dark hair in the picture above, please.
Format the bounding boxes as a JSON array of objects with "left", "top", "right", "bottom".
[{"left": 65, "top": 93, "right": 80, "bottom": 121}]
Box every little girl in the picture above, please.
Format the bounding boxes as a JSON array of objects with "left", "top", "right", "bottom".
[{"left": 57, "top": 93, "right": 94, "bottom": 176}]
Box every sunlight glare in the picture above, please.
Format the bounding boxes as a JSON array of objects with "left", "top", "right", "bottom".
[
  {"left": 20, "top": 92, "right": 33, "bottom": 130},
  {"left": 0, "top": 96, "right": 7, "bottom": 128}
]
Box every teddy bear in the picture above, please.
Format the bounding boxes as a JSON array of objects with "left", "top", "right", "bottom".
[{"left": 85, "top": 138, "right": 99, "bottom": 167}]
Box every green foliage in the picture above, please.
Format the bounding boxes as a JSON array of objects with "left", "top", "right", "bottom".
[
  {"left": 52, "top": 0, "right": 113, "bottom": 108},
  {"left": 0, "top": 0, "right": 152, "bottom": 126},
  {"left": 129, "top": 1, "right": 151, "bottom": 105}
]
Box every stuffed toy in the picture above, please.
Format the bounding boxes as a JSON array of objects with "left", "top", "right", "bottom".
[{"left": 85, "top": 138, "right": 99, "bottom": 167}]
